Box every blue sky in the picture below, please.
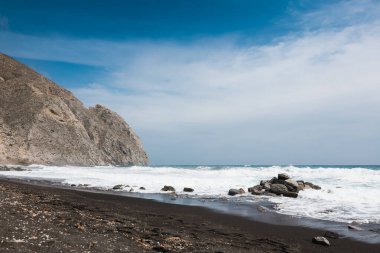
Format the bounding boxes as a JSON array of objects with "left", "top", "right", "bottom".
[{"left": 1, "top": 0, "right": 380, "bottom": 165}]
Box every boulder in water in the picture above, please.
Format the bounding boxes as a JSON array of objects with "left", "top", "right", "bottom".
[
  {"left": 113, "top": 184, "right": 125, "bottom": 190},
  {"left": 228, "top": 188, "right": 245, "bottom": 196},
  {"left": 249, "top": 185, "right": 265, "bottom": 195},
  {"left": 278, "top": 173, "right": 290, "bottom": 180},
  {"left": 161, "top": 185, "right": 175, "bottom": 192},
  {"left": 183, "top": 187, "right": 194, "bottom": 192}
]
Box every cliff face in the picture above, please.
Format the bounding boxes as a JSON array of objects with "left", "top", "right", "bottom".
[{"left": 0, "top": 53, "right": 148, "bottom": 166}]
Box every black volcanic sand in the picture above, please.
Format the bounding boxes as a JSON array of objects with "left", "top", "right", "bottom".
[{"left": 0, "top": 178, "right": 378, "bottom": 253}]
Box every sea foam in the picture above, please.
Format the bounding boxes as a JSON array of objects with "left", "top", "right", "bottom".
[{"left": 1, "top": 165, "right": 379, "bottom": 224}]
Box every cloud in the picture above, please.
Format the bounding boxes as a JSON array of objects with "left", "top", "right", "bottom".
[{"left": 1, "top": 0, "right": 380, "bottom": 164}]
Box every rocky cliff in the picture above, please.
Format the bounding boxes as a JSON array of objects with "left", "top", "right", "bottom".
[{"left": 0, "top": 53, "right": 148, "bottom": 166}]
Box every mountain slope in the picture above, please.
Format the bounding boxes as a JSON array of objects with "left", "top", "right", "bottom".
[{"left": 0, "top": 53, "right": 148, "bottom": 166}]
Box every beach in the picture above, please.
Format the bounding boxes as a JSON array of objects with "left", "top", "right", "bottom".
[{"left": 0, "top": 178, "right": 378, "bottom": 253}]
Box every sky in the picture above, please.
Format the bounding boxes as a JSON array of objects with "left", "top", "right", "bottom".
[{"left": 1, "top": 0, "right": 380, "bottom": 165}]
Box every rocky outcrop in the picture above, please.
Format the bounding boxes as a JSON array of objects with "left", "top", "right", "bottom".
[
  {"left": 248, "top": 173, "right": 321, "bottom": 198},
  {"left": 0, "top": 53, "right": 148, "bottom": 166}
]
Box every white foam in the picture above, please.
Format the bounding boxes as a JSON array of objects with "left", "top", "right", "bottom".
[{"left": 1, "top": 165, "right": 379, "bottom": 224}]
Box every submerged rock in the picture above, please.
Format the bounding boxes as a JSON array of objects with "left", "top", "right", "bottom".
[
  {"left": 312, "top": 236, "right": 330, "bottom": 246},
  {"left": 0, "top": 53, "right": 148, "bottom": 166}
]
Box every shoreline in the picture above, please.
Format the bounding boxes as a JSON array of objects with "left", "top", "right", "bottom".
[
  {"left": 0, "top": 177, "right": 379, "bottom": 252},
  {"left": 1, "top": 174, "right": 379, "bottom": 244}
]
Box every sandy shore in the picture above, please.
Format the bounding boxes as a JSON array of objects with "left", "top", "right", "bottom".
[{"left": 0, "top": 178, "right": 378, "bottom": 253}]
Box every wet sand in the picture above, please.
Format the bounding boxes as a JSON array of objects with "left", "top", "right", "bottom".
[{"left": 0, "top": 178, "right": 378, "bottom": 253}]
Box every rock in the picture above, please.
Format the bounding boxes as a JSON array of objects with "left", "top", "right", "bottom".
[
  {"left": 257, "top": 205, "right": 269, "bottom": 212},
  {"left": 312, "top": 236, "right": 330, "bottom": 246},
  {"left": 284, "top": 179, "right": 299, "bottom": 192},
  {"left": 324, "top": 231, "right": 340, "bottom": 239},
  {"left": 70, "top": 184, "right": 76, "bottom": 187},
  {"left": 161, "top": 185, "right": 175, "bottom": 192},
  {"left": 183, "top": 187, "right": 194, "bottom": 192},
  {"left": 348, "top": 225, "right": 363, "bottom": 230},
  {"left": 269, "top": 184, "right": 298, "bottom": 198},
  {"left": 305, "top": 182, "right": 321, "bottom": 190},
  {"left": 0, "top": 76, "right": 5, "bottom": 82},
  {"left": 129, "top": 188, "right": 134, "bottom": 192},
  {"left": 297, "top": 181, "right": 305, "bottom": 190},
  {"left": 228, "top": 188, "right": 245, "bottom": 196},
  {"left": 278, "top": 173, "right": 290, "bottom": 180},
  {"left": 260, "top": 180, "right": 271, "bottom": 190},
  {"left": 0, "top": 53, "right": 148, "bottom": 166},
  {"left": 269, "top": 177, "right": 278, "bottom": 184},
  {"left": 139, "top": 187, "right": 146, "bottom": 190},
  {"left": 249, "top": 185, "right": 264, "bottom": 195},
  {"left": 113, "top": 184, "right": 125, "bottom": 190},
  {"left": 83, "top": 184, "right": 90, "bottom": 187},
  {"left": 283, "top": 191, "right": 298, "bottom": 198},
  {"left": 285, "top": 179, "right": 299, "bottom": 189},
  {"left": 269, "top": 184, "right": 288, "bottom": 194}
]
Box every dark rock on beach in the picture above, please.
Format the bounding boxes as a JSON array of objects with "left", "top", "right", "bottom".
[
  {"left": 0, "top": 53, "right": 148, "bottom": 166},
  {"left": 312, "top": 236, "right": 330, "bottom": 246},
  {"left": 113, "top": 184, "right": 125, "bottom": 190},
  {"left": 228, "top": 188, "right": 245, "bottom": 196},
  {"left": 183, "top": 187, "right": 194, "bottom": 192},
  {"left": 249, "top": 185, "right": 265, "bottom": 195},
  {"left": 161, "top": 185, "right": 176, "bottom": 192}
]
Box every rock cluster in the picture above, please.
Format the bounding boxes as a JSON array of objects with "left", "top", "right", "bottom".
[
  {"left": 247, "top": 173, "right": 321, "bottom": 198},
  {"left": 0, "top": 53, "right": 148, "bottom": 166},
  {"left": 0, "top": 164, "right": 29, "bottom": 171}
]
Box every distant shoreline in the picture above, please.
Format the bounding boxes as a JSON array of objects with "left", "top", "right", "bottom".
[{"left": 0, "top": 177, "right": 379, "bottom": 252}]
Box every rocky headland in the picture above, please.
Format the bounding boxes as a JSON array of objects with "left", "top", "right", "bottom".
[{"left": 0, "top": 53, "right": 148, "bottom": 166}]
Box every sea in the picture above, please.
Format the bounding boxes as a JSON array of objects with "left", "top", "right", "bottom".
[{"left": 1, "top": 165, "right": 379, "bottom": 243}]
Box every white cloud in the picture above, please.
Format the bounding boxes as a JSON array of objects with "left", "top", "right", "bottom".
[{"left": 2, "top": 0, "right": 380, "bottom": 164}]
